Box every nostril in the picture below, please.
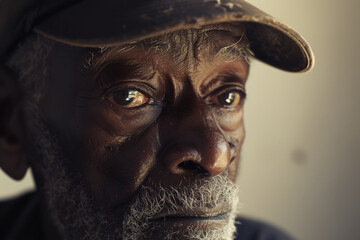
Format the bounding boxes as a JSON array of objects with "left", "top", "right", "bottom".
[{"left": 178, "top": 160, "right": 209, "bottom": 175}]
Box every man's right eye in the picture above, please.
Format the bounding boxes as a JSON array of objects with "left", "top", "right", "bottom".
[{"left": 109, "top": 88, "right": 151, "bottom": 108}]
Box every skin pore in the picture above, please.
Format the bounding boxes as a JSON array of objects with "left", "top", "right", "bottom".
[{"left": 5, "top": 24, "right": 250, "bottom": 239}]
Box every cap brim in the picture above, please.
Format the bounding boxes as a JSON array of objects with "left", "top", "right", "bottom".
[{"left": 34, "top": 0, "right": 314, "bottom": 72}]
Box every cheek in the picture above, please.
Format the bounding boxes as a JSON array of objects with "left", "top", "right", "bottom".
[
  {"left": 226, "top": 121, "right": 245, "bottom": 182},
  {"left": 78, "top": 123, "right": 160, "bottom": 209},
  {"left": 89, "top": 99, "right": 162, "bottom": 136},
  {"left": 68, "top": 100, "right": 162, "bottom": 209},
  {"left": 213, "top": 107, "right": 244, "bottom": 132}
]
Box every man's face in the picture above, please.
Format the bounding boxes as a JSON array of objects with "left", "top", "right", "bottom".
[{"left": 28, "top": 26, "right": 249, "bottom": 239}]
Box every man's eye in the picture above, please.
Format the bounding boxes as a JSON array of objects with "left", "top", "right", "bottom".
[
  {"left": 111, "top": 89, "right": 150, "bottom": 108},
  {"left": 213, "top": 90, "right": 244, "bottom": 108}
]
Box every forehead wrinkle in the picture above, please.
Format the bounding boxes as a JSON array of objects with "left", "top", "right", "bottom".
[
  {"left": 86, "top": 47, "right": 156, "bottom": 81},
  {"left": 117, "top": 58, "right": 156, "bottom": 80},
  {"left": 84, "top": 23, "right": 251, "bottom": 80}
]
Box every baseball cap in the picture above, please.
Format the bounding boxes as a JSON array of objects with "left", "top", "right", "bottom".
[{"left": 0, "top": 0, "right": 314, "bottom": 72}]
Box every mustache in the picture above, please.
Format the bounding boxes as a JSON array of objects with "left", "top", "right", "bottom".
[
  {"left": 122, "top": 173, "right": 238, "bottom": 220},
  {"left": 120, "top": 173, "right": 239, "bottom": 239}
]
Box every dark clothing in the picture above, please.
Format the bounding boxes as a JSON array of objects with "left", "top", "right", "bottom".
[
  {"left": 0, "top": 192, "right": 43, "bottom": 240},
  {"left": 0, "top": 192, "right": 293, "bottom": 240},
  {"left": 234, "top": 217, "right": 294, "bottom": 240}
]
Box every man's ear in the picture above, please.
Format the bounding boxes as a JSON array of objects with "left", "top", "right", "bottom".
[{"left": 0, "top": 64, "right": 29, "bottom": 180}]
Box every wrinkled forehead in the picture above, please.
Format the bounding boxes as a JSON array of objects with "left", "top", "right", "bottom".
[
  {"left": 85, "top": 22, "right": 249, "bottom": 70},
  {"left": 132, "top": 22, "right": 248, "bottom": 55}
]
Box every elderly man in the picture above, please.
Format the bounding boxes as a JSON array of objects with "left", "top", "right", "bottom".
[{"left": 0, "top": 0, "right": 313, "bottom": 239}]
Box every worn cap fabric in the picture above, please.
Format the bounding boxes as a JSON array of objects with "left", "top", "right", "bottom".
[{"left": 0, "top": 0, "right": 314, "bottom": 72}]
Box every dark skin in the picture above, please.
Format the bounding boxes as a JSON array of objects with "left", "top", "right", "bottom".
[{"left": 0, "top": 29, "right": 249, "bottom": 239}]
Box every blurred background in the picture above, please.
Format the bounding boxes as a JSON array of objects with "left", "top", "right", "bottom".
[
  {"left": 239, "top": 0, "right": 360, "bottom": 239},
  {"left": 1, "top": 0, "right": 359, "bottom": 239}
]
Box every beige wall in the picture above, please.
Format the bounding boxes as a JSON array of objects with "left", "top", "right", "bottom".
[
  {"left": 1, "top": 0, "right": 360, "bottom": 239},
  {"left": 239, "top": 0, "right": 360, "bottom": 239}
]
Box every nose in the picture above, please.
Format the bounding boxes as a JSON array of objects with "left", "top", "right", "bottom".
[
  {"left": 160, "top": 94, "right": 232, "bottom": 177},
  {"left": 163, "top": 138, "right": 231, "bottom": 177}
]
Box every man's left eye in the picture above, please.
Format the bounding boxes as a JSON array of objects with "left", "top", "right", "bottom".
[
  {"left": 212, "top": 90, "right": 244, "bottom": 108},
  {"left": 110, "top": 89, "right": 150, "bottom": 108}
]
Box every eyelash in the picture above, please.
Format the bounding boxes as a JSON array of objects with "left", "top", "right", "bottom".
[
  {"left": 103, "top": 82, "right": 245, "bottom": 110},
  {"left": 212, "top": 86, "right": 246, "bottom": 98}
]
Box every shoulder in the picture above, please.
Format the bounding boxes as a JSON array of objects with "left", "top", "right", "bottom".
[
  {"left": 0, "top": 191, "right": 43, "bottom": 240},
  {"left": 235, "top": 216, "right": 295, "bottom": 240}
]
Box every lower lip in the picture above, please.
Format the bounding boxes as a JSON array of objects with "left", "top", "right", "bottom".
[{"left": 151, "top": 213, "right": 230, "bottom": 226}]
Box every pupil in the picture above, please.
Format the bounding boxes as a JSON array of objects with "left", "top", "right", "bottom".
[
  {"left": 219, "top": 92, "right": 235, "bottom": 105},
  {"left": 113, "top": 90, "right": 136, "bottom": 105}
]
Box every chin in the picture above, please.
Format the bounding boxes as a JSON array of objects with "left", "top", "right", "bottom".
[{"left": 132, "top": 213, "right": 238, "bottom": 240}]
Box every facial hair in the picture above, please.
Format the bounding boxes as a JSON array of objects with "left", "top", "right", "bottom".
[{"left": 27, "top": 106, "right": 240, "bottom": 240}]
